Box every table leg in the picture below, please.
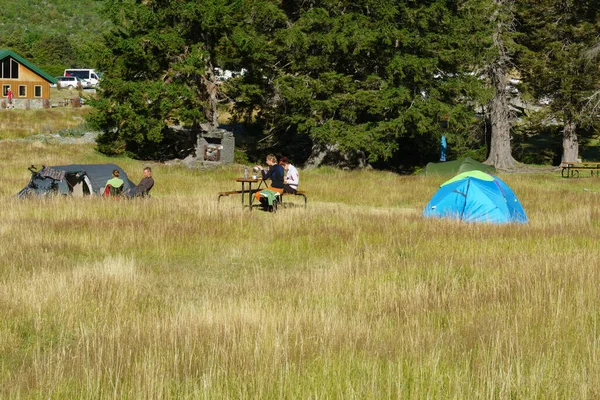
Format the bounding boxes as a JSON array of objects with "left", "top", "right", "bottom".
[
  {"left": 248, "top": 182, "right": 253, "bottom": 211},
  {"left": 241, "top": 182, "right": 246, "bottom": 207}
]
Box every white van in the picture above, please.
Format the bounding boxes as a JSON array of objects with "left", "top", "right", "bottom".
[{"left": 63, "top": 69, "right": 101, "bottom": 87}]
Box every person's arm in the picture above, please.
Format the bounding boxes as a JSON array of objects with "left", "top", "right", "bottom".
[{"left": 262, "top": 166, "right": 275, "bottom": 180}]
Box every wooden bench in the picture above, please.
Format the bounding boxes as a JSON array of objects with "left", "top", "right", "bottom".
[
  {"left": 218, "top": 189, "right": 307, "bottom": 209},
  {"left": 561, "top": 161, "right": 600, "bottom": 178},
  {"left": 279, "top": 190, "right": 307, "bottom": 208},
  {"left": 217, "top": 190, "right": 244, "bottom": 204},
  {"left": 217, "top": 189, "right": 263, "bottom": 207}
]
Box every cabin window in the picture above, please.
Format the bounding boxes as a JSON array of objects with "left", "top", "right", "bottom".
[
  {"left": 34, "top": 86, "right": 42, "bottom": 97},
  {"left": 1, "top": 60, "right": 9, "bottom": 79},
  {"left": 2, "top": 85, "right": 10, "bottom": 96},
  {"left": 11, "top": 59, "right": 18, "bottom": 78},
  {"left": 0, "top": 58, "right": 19, "bottom": 79},
  {"left": 18, "top": 85, "right": 26, "bottom": 97}
]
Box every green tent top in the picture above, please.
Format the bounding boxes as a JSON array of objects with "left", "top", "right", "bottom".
[
  {"left": 417, "top": 157, "right": 496, "bottom": 176},
  {"left": 0, "top": 49, "right": 57, "bottom": 84},
  {"left": 441, "top": 170, "right": 495, "bottom": 186}
]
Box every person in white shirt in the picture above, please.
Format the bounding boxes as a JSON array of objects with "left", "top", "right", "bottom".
[{"left": 280, "top": 156, "right": 299, "bottom": 194}]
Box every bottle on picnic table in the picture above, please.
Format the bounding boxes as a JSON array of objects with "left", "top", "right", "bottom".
[{"left": 244, "top": 166, "right": 248, "bottom": 179}]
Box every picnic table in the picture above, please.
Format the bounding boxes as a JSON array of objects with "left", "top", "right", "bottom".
[
  {"left": 560, "top": 161, "right": 600, "bottom": 178},
  {"left": 217, "top": 177, "right": 266, "bottom": 210},
  {"left": 217, "top": 176, "right": 309, "bottom": 210}
]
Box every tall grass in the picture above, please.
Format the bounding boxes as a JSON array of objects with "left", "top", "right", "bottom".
[
  {"left": 1, "top": 138, "right": 600, "bottom": 397},
  {"left": 0, "top": 108, "right": 90, "bottom": 140}
]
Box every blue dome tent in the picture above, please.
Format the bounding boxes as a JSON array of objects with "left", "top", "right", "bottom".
[{"left": 423, "top": 171, "right": 528, "bottom": 224}]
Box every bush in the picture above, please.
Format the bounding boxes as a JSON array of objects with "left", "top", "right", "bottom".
[
  {"left": 57, "top": 122, "right": 89, "bottom": 138},
  {"left": 233, "top": 148, "right": 249, "bottom": 164}
]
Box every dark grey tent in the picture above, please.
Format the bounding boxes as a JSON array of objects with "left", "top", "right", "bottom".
[
  {"left": 17, "top": 164, "right": 135, "bottom": 198},
  {"left": 417, "top": 157, "right": 496, "bottom": 176}
]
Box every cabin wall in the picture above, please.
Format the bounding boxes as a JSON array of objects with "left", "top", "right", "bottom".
[{"left": 0, "top": 60, "right": 52, "bottom": 108}]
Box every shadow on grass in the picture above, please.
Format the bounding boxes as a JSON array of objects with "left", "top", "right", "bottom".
[{"left": 581, "top": 136, "right": 600, "bottom": 161}]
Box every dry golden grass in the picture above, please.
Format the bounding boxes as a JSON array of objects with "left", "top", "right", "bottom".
[
  {"left": 1, "top": 132, "right": 600, "bottom": 397},
  {"left": 0, "top": 108, "right": 90, "bottom": 140},
  {"left": 0, "top": 87, "right": 94, "bottom": 140}
]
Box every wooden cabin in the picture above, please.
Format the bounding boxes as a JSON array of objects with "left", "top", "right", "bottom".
[{"left": 0, "top": 49, "right": 56, "bottom": 109}]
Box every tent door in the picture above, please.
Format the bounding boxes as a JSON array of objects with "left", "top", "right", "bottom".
[{"left": 65, "top": 173, "right": 92, "bottom": 196}]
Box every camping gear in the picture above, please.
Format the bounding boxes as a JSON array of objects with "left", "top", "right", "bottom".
[
  {"left": 258, "top": 189, "right": 280, "bottom": 207},
  {"left": 440, "top": 135, "right": 447, "bottom": 162},
  {"left": 418, "top": 157, "right": 496, "bottom": 176},
  {"left": 423, "top": 171, "right": 528, "bottom": 224},
  {"left": 17, "top": 164, "right": 135, "bottom": 198}
]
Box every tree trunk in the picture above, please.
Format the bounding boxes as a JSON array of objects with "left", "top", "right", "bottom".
[
  {"left": 485, "top": 0, "right": 517, "bottom": 170},
  {"left": 201, "top": 60, "right": 220, "bottom": 130},
  {"left": 486, "top": 70, "right": 516, "bottom": 169},
  {"left": 562, "top": 120, "right": 579, "bottom": 162}
]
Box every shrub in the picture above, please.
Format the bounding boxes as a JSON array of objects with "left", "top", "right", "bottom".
[{"left": 234, "top": 148, "right": 249, "bottom": 164}]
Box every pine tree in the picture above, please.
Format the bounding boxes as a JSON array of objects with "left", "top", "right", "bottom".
[
  {"left": 88, "top": 0, "right": 262, "bottom": 158},
  {"left": 229, "top": 0, "right": 491, "bottom": 165},
  {"left": 484, "top": 0, "right": 518, "bottom": 170},
  {"left": 516, "top": 0, "right": 600, "bottom": 162},
  {"left": 89, "top": 0, "right": 491, "bottom": 163}
]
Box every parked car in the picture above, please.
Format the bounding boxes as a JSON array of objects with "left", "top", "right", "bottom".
[
  {"left": 55, "top": 76, "right": 91, "bottom": 89},
  {"left": 64, "top": 69, "right": 101, "bottom": 87}
]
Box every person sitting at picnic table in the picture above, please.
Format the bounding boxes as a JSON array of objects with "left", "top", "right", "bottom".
[
  {"left": 126, "top": 166, "right": 154, "bottom": 197},
  {"left": 280, "top": 156, "right": 299, "bottom": 194},
  {"left": 254, "top": 154, "right": 284, "bottom": 208},
  {"left": 103, "top": 169, "right": 124, "bottom": 196}
]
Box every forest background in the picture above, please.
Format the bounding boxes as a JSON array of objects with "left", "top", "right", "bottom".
[{"left": 1, "top": 0, "right": 600, "bottom": 171}]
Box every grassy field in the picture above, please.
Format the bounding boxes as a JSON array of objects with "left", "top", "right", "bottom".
[
  {"left": 1, "top": 115, "right": 600, "bottom": 398},
  {"left": 0, "top": 88, "right": 92, "bottom": 140}
]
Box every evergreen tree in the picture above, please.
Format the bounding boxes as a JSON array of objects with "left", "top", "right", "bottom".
[
  {"left": 516, "top": 0, "right": 600, "bottom": 162},
  {"left": 88, "top": 0, "right": 266, "bottom": 158},
  {"left": 484, "top": 0, "right": 518, "bottom": 170},
  {"left": 89, "top": 0, "right": 491, "bottom": 163},
  {"left": 230, "top": 0, "right": 490, "bottom": 165}
]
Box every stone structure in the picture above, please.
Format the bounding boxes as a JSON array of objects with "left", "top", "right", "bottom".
[
  {"left": 2, "top": 99, "right": 49, "bottom": 109},
  {"left": 195, "top": 128, "right": 235, "bottom": 164}
]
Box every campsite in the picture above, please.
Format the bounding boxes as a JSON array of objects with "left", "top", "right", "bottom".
[
  {"left": 2, "top": 120, "right": 600, "bottom": 397},
  {"left": 3, "top": 0, "right": 600, "bottom": 396}
]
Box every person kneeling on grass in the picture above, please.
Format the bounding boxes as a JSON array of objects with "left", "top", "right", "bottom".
[
  {"left": 254, "top": 154, "right": 284, "bottom": 209},
  {"left": 126, "top": 166, "right": 154, "bottom": 197}
]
